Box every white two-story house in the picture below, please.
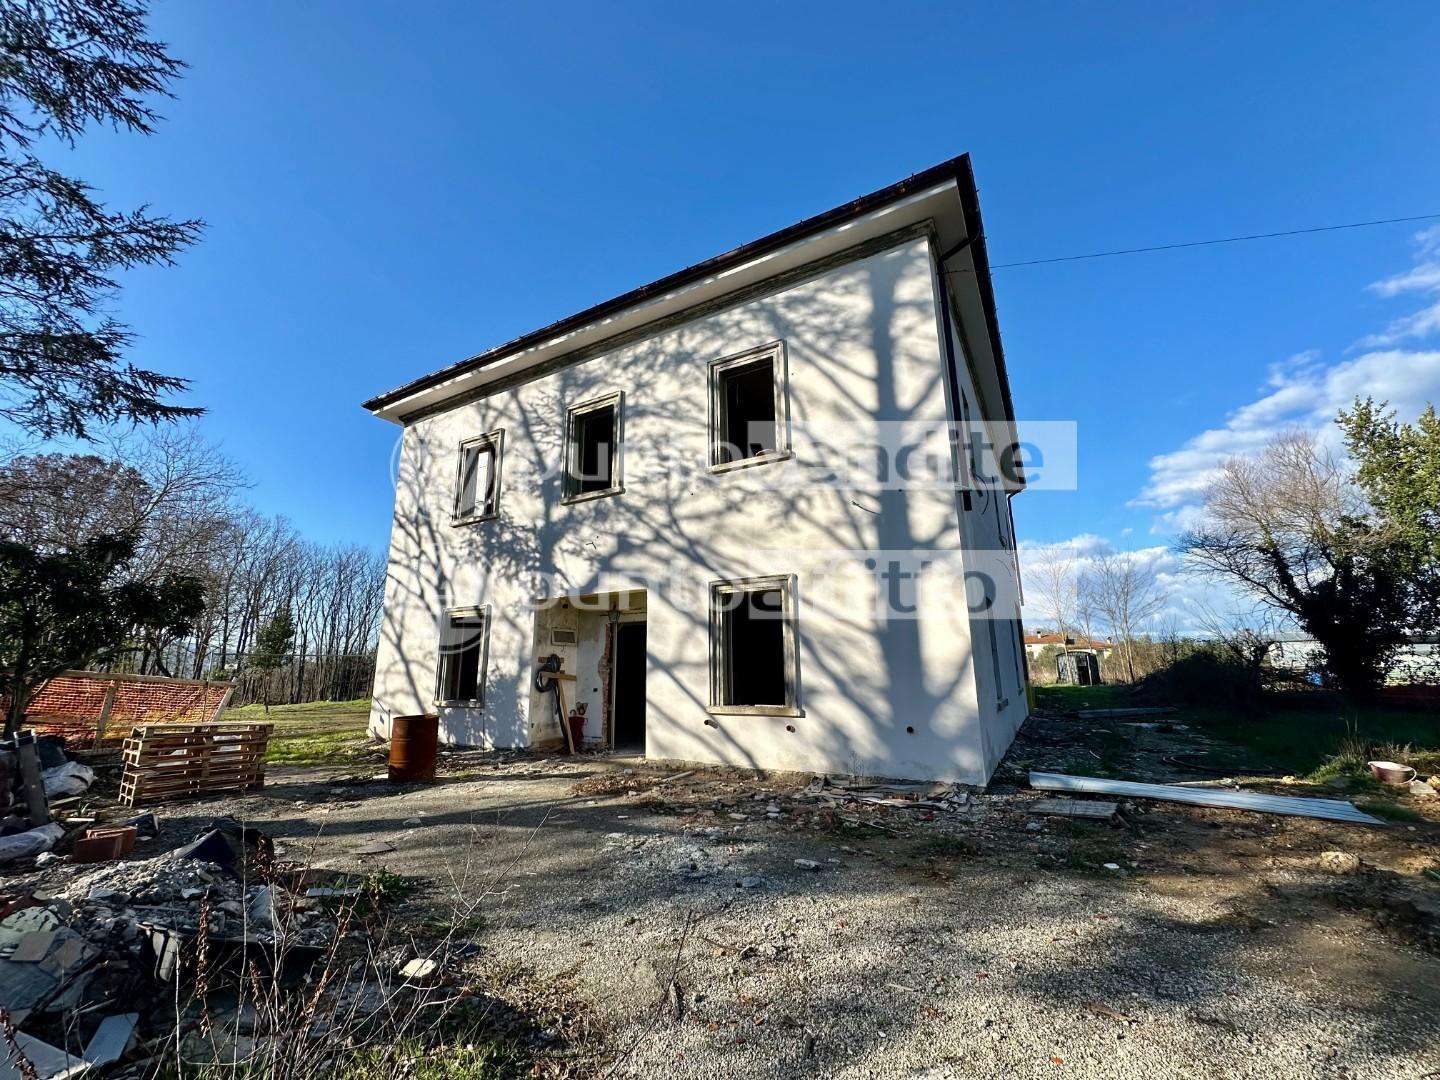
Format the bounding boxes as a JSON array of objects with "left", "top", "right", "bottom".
[{"left": 363, "top": 154, "right": 1028, "bottom": 784}]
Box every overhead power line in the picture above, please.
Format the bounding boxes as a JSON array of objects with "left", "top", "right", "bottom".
[{"left": 951, "top": 212, "right": 1440, "bottom": 272}]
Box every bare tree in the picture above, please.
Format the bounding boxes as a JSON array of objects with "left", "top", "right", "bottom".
[
  {"left": 2, "top": 423, "right": 389, "bottom": 700},
  {"left": 1089, "top": 550, "right": 1168, "bottom": 682},
  {"left": 1181, "top": 429, "right": 1410, "bottom": 697},
  {"left": 1028, "top": 545, "right": 1080, "bottom": 674},
  {"left": 0, "top": 424, "right": 244, "bottom": 559}
]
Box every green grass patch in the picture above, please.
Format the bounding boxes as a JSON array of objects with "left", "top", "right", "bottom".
[
  {"left": 336, "top": 1036, "right": 533, "bottom": 1080},
  {"left": 1192, "top": 706, "right": 1440, "bottom": 779},
  {"left": 1033, "top": 685, "right": 1133, "bottom": 713},
  {"left": 1355, "top": 799, "right": 1426, "bottom": 823},
  {"left": 1035, "top": 685, "right": 1439, "bottom": 782},
  {"left": 224, "top": 698, "right": 377, "bottom": 766}
]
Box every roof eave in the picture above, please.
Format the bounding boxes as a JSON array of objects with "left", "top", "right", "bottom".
[{"left": 363, "top": 153, "right": 1013, "bottom": 427}]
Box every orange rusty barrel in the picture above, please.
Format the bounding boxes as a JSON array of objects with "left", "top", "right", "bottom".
[{"left": 388, "top": 714, "right": 439, "bottom": 782}]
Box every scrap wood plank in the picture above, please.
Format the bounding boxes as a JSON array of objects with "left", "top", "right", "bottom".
[
  {"left": 1029, "top": 771, "right": 1383, "bottom": 825},
  {"left": 1030, "top": 798, "right": 1118, "bottom": 820}
]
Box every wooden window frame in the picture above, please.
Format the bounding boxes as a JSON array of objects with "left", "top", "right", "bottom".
[
  {"left": 561, "top": 391, "right": 625, "bottom": 504},
  {"left": 707, "top": 573, "right": 803, "bottom": 717},
  {"left": 707, "top": 341, "right": 792, "bottom": 473},
  {"left": 434, "top": 605, "right": 490, "bottom": 707},
  {"left": 452, "top": 430, "right": 504, "bottom": 524}
]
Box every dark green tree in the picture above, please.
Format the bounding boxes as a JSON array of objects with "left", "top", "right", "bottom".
[
  {"left": 0, "top": 532, "right": 205, "bottom": 736},
  {"left": 1338, "top": 399, "right": 1440, "bottom": 635},
  {"left": 248, "top": 608, "right": 295, "bottom": 714},
  {"left": 0, "top": 0, "right": 202, "bottom": 438}
]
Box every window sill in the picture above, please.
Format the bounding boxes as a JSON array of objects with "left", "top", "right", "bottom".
[
  {"left": 707, "top": 449, "right": 793, "bottom": 475},
  {"left": 451, "top": 511, "right": 497, "bottom": 527},
  {"left": 561, "top": 485, "right": 624, "bottom": 506},
  {"left": 706, "top": 705, "right": 805, "bottom": 718},
  {"left": 435, "top": 700, "right": 484, "bottom": 709}
]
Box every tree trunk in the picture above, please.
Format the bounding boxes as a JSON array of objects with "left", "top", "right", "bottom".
[{"left": 5, "top": 683, "right": 30, "bottom": 739}]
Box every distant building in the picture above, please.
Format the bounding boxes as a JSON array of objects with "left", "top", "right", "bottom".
[
  {"left": 1270, "top": 636, "right": 1439, "bottom": 685},
  {"left": 1022, "top": 633, "right": 1113, "bottom": 686}
]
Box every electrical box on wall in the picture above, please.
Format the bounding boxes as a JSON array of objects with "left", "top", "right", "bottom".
[{"left": 551, "top": 628, "right": 579, "bottom": 646}]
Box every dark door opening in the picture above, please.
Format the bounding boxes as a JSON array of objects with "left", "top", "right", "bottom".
[{"left": 611, "top": 621, "right": 647, "bottom": 751}]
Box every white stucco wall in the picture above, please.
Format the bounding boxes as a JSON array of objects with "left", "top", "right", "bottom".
[
  {"left": 942, "top": 310, "right": 1030, "bottom": 775},
  {"left": 368, "top": 234, "right": 1023, "bottom": 783}
]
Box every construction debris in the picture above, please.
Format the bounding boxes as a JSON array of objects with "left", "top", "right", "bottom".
[
  {"left": 399, "top": 957, "right": 439, "bottom": 981},
  {"left": 71, "top": 825, "right": 137, "bottom": 864},
  {"left": 81, "top": 1012, "right": 138, "bottom": 1068},
  {"left": 1029, "top": 771, "right": 1384, "bottom": 825},
  {"left": 0, "top": 815, "right": 392, "bottom": 1077},
  {"left": 1, "top": 1029, "right": 86, "bottom": 1080},
  {"left": 173, "top": 815, "right": 273, "bottom": 867},
  {"left": 1076, "top": 707, "right": 1177, "bottom": 720},
  {"left": 3, "top": 731, "right": 52, "bottom": 827},
  {"left": 40, "top": 761, "right": 94, "bottom": 800},
  {"left": 797, "top": 776, "right": 971, "bottom": 814},
  {"left": 1029, "top": 798, "right": 1119, "bottom": 821}
]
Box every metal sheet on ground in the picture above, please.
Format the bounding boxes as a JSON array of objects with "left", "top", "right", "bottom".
[{"left": 1029, "top": 771, "right": 1384, "bottom": 825}]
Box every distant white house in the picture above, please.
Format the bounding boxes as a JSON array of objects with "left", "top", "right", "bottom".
[
  {"left": 362, "top": 155, "right": 1029, "bottom": 784},
  {"left": 1270, "top": 636, "right": 1440, "bottom": 685}
]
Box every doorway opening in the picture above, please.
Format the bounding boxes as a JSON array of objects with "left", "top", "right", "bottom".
[{"left": 611, "top": 621, "right": 647, "bottom": 752}]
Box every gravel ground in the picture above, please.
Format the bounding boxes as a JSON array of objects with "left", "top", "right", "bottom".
[{"left": 110, "top": 744, "right": 1435, "bottom": 1080}]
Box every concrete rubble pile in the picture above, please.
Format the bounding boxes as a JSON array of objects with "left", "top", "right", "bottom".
[
  {"left": 0, "top": 817, "right": 358, "bottom": 1078},
  {"left": 795, "top": 775, "right": 972, "bottom": 816}
]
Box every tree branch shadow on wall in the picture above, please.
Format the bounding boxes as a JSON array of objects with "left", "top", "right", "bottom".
[{"left": 375, "top": 244, "right": 984, "bottom": 775}]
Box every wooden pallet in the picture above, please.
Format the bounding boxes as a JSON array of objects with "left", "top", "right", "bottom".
[{"left": 119, "top": 722, "right": 273, "bottom": 806}]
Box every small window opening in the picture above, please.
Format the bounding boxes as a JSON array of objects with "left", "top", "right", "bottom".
[
  {"left": 709, "top": 343, "right": 787, "bottom": 469},
  {"left": 719, "top": 359, "right": 776, "bottom": 463},
  {"left": 437, "top": 609, "right": 487, "bottom": 703},
  {"left": 709, "top": 575, "right": 798, "bottom": 714},
  {"left": 455, "top": 433, "right": 501, "bottom": 520},
  {"left": 725, "top": 588, "right": 785, "bottom": 705},
  {"left": 565, "top": 395, "right": 622, "bottom": 499}
]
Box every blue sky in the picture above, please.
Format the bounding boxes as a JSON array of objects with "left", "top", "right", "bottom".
[{"left": 41, "top": 1, "right": 1440, "bottom": 609}]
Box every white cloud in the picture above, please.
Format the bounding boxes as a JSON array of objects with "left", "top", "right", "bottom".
[
  {"left": 1358, "top": 224, "right": 1440, "bottom": 346},
  {"left": 1017, "top": 533, "right": 1246, "bottom": 634},
  {"left": 1135, "top": 347, "right": 1440, "bottom": 513},
  {"left": 1357, "top": 300, "right": 1440, "bottom": 348},
  {"left": 1134, "top": 226, "right": 1440, "bottom": 520},
  {"left": 1133, "top": 350, "right": 1440, "bottom": 511}
]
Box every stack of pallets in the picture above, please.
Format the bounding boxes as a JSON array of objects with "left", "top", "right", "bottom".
[{"left": 119, "top": 723, "right": 273, "bottom": 807}]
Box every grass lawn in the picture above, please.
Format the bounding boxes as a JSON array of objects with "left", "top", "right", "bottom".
[
  {"left": 1033, "top": 684, "right": 1440, "bottom": 781},
  {"left": 224, "top": 698, "right": 378, "bottom": 766}
]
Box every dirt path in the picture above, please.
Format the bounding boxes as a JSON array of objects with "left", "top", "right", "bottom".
[{"left": 159, "top": 746, "right": 1440, "bottom": 1080}]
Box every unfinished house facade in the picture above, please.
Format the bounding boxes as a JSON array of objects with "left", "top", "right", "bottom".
[{"left": 364, "top": 154, "right": 1028, "bottom": 784}]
